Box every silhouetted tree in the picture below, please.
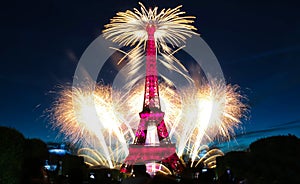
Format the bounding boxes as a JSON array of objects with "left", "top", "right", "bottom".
[
  {"left": 23, "top": 138, "right": 49, "bottom": 183},
  {"left": 217, "top": 135, "right": 300, "bottom": 183},
  {"left": 248, "top": 135, "right": 300, "bottom": 183},
  {"left": 0, "top": 126, "right": 25, "bottom": 184}
]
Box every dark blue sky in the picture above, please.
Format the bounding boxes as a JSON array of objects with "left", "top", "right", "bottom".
[{"left": 1, "top": 0, "right": 299, "bottom": 148}]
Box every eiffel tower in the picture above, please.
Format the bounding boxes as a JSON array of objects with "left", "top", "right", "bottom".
[{"left": 120, "top": 24, "right": 184, "bottom": 175}]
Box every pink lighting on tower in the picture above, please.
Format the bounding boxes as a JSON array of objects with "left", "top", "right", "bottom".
[{"left": 121, "top": 23, "right": 184, "bottom": 175}]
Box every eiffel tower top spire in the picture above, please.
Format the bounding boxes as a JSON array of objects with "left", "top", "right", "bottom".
[{"left": 142, "top": 24, "right": 161, "bottom": 111}]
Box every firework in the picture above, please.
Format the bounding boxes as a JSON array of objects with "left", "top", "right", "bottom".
[
  {"left": 193, "top": 147, "right": 224, "bottom": 168},
  {"left": 103, "top": 3, "right": 198, "bottom": 87},
  {"left": 103, "top": 2, "right": 197, "bottom": 49},
  {"left": 52, "top": 84, "right": 131, "bottom": 168},
  {"left": 175, "top": 81, "right": 247, "bottom": 162},
  {"left": 51, "top": 81, "right": 246, "bottom": 167}
]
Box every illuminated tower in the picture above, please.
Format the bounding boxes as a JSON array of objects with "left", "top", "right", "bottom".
[{"left": 121, "top": 24, "right": 184, "bottom": 175}]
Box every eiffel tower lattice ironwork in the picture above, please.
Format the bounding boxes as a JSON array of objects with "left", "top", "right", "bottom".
[{"left": 120, "top": 24, "right": 184, "bottom": 175}]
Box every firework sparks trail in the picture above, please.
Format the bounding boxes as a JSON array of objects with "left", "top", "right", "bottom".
[
  {"left": 193, "top": 148, "right": 225, "bottom": 168},
  {"left": 52, "top": 85, "right": 132, "bottom": 168},
  {"left": 52, "top": 81, "right": 246, "bottom": 167},
  {"left": 103, "top": 2, "right": 197, "bottom": 49},
  {"left": 103, "top": 2, "right": 198, "bottom": 88},
  {"left": 174, "top": 81, "right": 247, "bottom": 163}
]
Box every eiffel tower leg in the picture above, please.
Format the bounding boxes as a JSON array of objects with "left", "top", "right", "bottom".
[
  {"left": 157, "top": 120, "right": 170, "bottom": 143},
  {"left": 134, "top": 119, "right": 147, "bottom": 144},
  {"left": 161, "top": 153, "right": 185, "bottom": 174}
]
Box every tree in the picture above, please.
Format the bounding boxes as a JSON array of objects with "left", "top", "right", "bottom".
[
  {"left": 248, "top": 135, "right": 300, "bottom": 183},
  {"left": 217, "top": 135, "right": 300, "bottom": 183},
  {"left": 23, "top": 138, "right": 49, "bottom": 183},
  {"left": 0, "top": 126, "right": 25, "bottom": 184}
]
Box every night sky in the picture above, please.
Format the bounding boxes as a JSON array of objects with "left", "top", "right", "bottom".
[{"left": 1, "top": 0, "right": 300, "bottom": 150}]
